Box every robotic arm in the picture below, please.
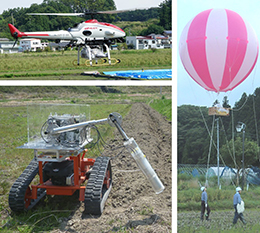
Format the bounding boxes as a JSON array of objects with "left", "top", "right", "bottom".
[{"left": 45, "top": 112, "right": 165, "bottom": 194}]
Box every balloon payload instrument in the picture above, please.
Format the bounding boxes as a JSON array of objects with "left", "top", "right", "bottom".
[{"left": 9, "top": 104, "right": 164, "bottom": 214}]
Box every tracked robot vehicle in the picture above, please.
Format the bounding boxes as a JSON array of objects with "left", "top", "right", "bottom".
[{"left": 9, "top": 104, "right": 164, "bottom": 215}]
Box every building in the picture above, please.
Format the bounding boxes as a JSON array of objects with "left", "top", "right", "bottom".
[
  {"left": 0, "top": 38, "right": 19, "bottom": 53},
  {"left": 126, "top": 33, "right": 171, "bottom": 50},
  {"left": 41, "top": 42, "right": 49, "bottom": 49},
  {"left": 148, "top": 33, "right": 172, "bottom": 49},
  {"left": 20, "top": 38, "right": 43, "bottom": 52},
  {"left": 163, "top": 30, "right": 172, "bottom": 38}
]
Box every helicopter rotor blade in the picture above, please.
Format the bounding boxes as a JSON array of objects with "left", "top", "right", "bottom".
[
  {"left": 27, "top": 11, "right": 128, "bottom": 17},
  {"left": 95, "top": 8, "right": 142, "bottom": 14},
  {"left": 27, "top": 13, "right": 85, "bottom": 17},
  {"left": 26, "top": 7, "right": 155, "bottom": 18}
]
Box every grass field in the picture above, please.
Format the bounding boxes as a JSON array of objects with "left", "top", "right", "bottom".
[
  {"left": 177, "top": 174, "right": 260, "bottom": 232},
  {"left": 0, "top": 49, "right": 172, "bottom": 80},
  {"left": 0, "top": 88, "right": 171, "bottom": 232}
]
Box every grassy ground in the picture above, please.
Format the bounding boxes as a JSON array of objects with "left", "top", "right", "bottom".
[
  {"left": 0, "top": 49, "right": 172, "bottom": 80},
  {"left": 177, "top": 174, "right": 260, "bottom": 232},
  {"left": 178, "top": 209, "right": 260, "bottom": 232},
  {"left": 0, "top": 89, "right": 171, "bottom": 232},
  {"left": 149, "top": 97, "right": 171, "bottom": 121}
]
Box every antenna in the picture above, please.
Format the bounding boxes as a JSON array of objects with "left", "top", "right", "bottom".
[{"left": 11, "top": 13, "right": 14, "bottom": 25}]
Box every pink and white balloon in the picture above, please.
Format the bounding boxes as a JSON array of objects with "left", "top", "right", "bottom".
[{"left": 179, "top": 9, "right": 259, "bottom": 93}]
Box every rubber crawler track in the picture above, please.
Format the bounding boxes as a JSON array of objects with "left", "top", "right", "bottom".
[
  {"left": 84, "top": 157, "right": 112, "bottom": 215},
  {"left": 9, "top": 159, "right": 46, "bottom": 212}
]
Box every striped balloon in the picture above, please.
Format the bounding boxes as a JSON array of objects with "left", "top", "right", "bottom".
[{"left": 179, "top": 9, "right": 259, "bottom": 93}]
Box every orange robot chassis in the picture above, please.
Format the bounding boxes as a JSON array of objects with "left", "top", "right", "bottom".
[
  {"left": 9, "top": 149, "right": 112, "bottom": 215},
  {"left": 9, "top": 111, "right": 164, "bottom": 215}
]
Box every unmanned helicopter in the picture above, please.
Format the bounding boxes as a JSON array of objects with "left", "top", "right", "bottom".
[{"left": 8, "top": 9, "right": 131, "bottom": 66}]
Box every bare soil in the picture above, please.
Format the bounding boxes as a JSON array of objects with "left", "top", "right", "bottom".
[{"left": 51, "top": 102, "right": 172, "bottom": 232}]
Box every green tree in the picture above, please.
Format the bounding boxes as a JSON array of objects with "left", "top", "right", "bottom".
[
  {"left": 158, "top": 0, "right": 171, "bottom": 29},
  {"left": 178, "top": 87, "right": 260, "bottom": 167},
  {"left": 222, "top": 96, "right": 231, "bottom": 108},
  {"left": 140, "top": 24, "right": 164, "bottom": 36},
  {"left": 220, "top": 137, "right": 260, "bottom": 168},
  {"left": 178, "top": 105, "right": 211, "bottom": 164},
  {"left": 212, "top": 99, "right": 220, "bottom": 107},
  {"left": 116, "top": 8, "right": 159, "bottom": 22}
]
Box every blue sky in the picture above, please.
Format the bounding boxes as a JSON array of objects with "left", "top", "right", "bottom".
[{"left": 177, "top": 0, "right": 260, "bottom": 107}]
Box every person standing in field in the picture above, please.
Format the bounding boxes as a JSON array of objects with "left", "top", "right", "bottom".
[
  {"left": 233, "top": 187, "right": 246, "bottom": 225},
  {"left": 200, "top": 186, "right": 211, "bottom": 221}
]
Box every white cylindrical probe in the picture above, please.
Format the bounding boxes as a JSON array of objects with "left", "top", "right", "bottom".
[{"left": 124, "top": 138, "right": 165, "bottom": 194}]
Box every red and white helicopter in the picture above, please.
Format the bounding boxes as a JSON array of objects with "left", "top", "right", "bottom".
[{"left": 8, "top": 10, "right": 129, "bottom": 66}]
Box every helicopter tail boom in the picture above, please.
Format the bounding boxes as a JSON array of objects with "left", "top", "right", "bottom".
[
  {"left": 8, "top": 24, "right": 26, "bottom": 38},
  {"left": 8, "top": 24, "right": 76, "bottom": 42}
]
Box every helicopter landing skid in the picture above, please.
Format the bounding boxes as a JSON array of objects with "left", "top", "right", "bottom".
[
  {"left": 72, "top": 58, "right": 120, "bottom": 67},
  {"left": 72, "top": 59, "right": 86, "bottom": 66},
  {"left": 85, "top": 58, "right": 121, "bottom": 67}
]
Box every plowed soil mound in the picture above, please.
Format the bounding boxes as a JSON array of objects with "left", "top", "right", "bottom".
[{"left": 52, "top": 102, "right": 172, "bottom": 233}]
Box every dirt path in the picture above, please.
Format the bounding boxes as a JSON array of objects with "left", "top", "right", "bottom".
[{"left": 51, "top": 103, "right": 172, "bottom": 233}]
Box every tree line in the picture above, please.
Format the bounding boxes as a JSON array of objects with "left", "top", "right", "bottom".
[
  {"left": 0, "top": 0, "right": 171, "bottom": 39},
  {"left": 178, "top": 88, "right": 260, "bottom": 170}
]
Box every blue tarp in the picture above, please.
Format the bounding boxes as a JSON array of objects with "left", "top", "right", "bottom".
[
  {"left": 192, "top": 168, "right": 200, "bottom": 177},
  {"left": 103, "top": 69, "right": 172, "bottom": 80}
]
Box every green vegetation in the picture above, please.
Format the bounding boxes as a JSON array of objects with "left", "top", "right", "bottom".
[
  {"left": 178, "top": 89, "right": 260, "bottom": 167},
  {"left": 178, "top": 105, "right": 210, "bottom": 164},
  {"left": 0, "top": 86, "right": 172, "bottom": 101},
  {"left": 178, "top": 174, "right": 260, "bottom": 211},
  {"left": 117, "top": 0, "right": 172, "bottom": 35},
  {"left": 0, "top": 49, "right": 172, "bottom": 80},
  {"left": 137, "top": 205, "right": 154, "bottom": 215},
  {"left": 116, "top": 8, "right": 159, "bottom": 22},
  {"left": 178, "top": 174, "right": 260, "bottom": 232},
  {"left": 0, "top": 87, "right": 171, "bottom": 232},
  {"left": 149, "top": 96, "right": 171, "bottom": 121},
  {"left": 158, "top": 0, "right": 172, "bottom": 30},
  {"left": 116, "top": 18, "right": 162, "bottom": 36}
]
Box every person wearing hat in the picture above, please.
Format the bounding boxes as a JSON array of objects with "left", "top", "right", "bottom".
[
  {"left": 200, "top": 186, "right": 210, "bottom": 221},
  {"left": 233, "top": 187, "right": 246, "bottom": 225}
]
